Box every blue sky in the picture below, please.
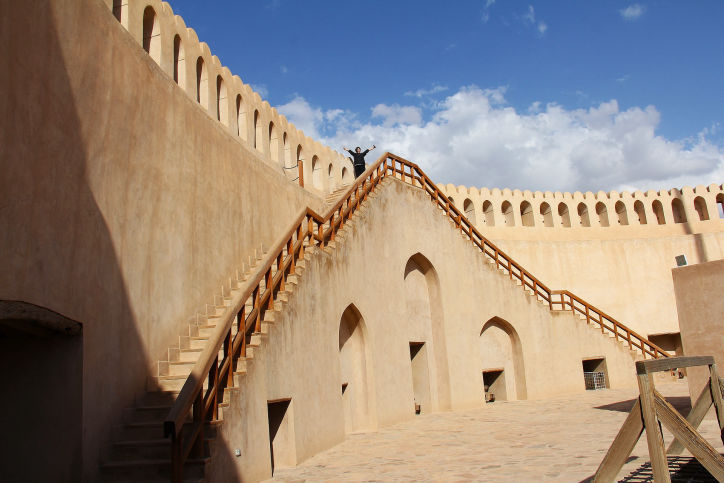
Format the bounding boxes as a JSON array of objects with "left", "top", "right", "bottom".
[{"left": 167, "top": 1, "right": 724, "bottom": 192}]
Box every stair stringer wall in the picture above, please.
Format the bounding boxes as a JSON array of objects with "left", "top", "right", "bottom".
[{"left": 204, "top": 177, "right": 639, "bottom": 482}]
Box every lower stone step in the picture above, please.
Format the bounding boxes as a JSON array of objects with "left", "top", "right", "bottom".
[{"left": 100, "top": 456, "right": 208, "bottom": 482}]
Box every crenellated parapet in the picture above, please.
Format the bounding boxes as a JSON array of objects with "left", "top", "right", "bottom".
[
  {"left": 103, "top": 0, "right": 353, "bottom": 194},
  {"left": 438, "top": 182, "right": 724, "bottom": 230}
]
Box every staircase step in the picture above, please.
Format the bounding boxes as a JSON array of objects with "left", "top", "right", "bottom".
[
  {"left": 123, "top": 404, "right": 172, "bottom": 424},
  {"left": 179, "top": 348, "right": 202, "bottom": 362},
  {"left": 100, "top": 456, "right": 208, "bottom": 481},
  {"left": 166, "top": 360, "right": 196, "bottom": 376},
  {"left": 150, "top": 374, "right": 194, "bottom": 392},
  {"left": 136, "top": 391, "right": 179, "bottom": 406}
]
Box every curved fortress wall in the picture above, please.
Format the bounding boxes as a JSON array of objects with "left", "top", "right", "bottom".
[
  {"left": 105, "top": 0, "right": 355, "bottom": 192},
  {"left": 0, "top": 0, "right": 346, "bottom": 478},
  {"left": 438, "top": 183, "right": 724, "bottom": 341}
]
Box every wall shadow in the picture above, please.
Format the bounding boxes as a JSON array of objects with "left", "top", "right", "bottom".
[
  {"left": 594, "top": 396, "right": 691, "bottom": 417},
  {"left": 0, "top": 2, "right": 148, "bottom": 480}
]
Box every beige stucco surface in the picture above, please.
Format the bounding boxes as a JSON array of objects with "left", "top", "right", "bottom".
[
  {"left": 2, "top": 0, "right": 721, "bottom": 481},
  {"left": 0, "top": 1, "right": 332, "bottom": 479},
  {"left": 204, "top": 178, "right": 642, "bottom": 482},
  {"left": 439, "top": 185, "right": 724, "bottom": 339},
  {"left": 672, "top": 259, "right": 724, "bottom": 402}
]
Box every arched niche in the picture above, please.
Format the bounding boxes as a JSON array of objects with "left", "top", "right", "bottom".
[
  {"left": 195, "top": 57, "right": 208, "bottom": 109},
  {"left": 595, "top": 202, "right": 609, "bottom": 227},
  {"left": 577, "top": 202, "right": 590, "bottom": 227},
  {"left": 216, "top": 76, "right": 228, "bottom": 126},
  {"left": 403, "top": 253, "right": 451, "bottom": 412},
  {"left": 479, "top": 316, "right": 527, "bottom": 401},
  {"left": 253, "top": 110, "right": 262, "bottom": 151},
  {"left": 540, "top": 202, "right": 553, "bottom": 227},
  {"left": 634, "top": 200, "right": 647, "bottom": 225},
  {"left": 142, "top": 7, "right": 161, "bottom": 64},
  {"left": 236, "top": 95, "right": 247, "bottom": 141},
  {"left": 652, "top": 200, "right": 666, "bottom": 225},
  {"left": 615, "top": 201, "right": 628, "bottom": 225},
  {"left": 463, "top": 198, "right": 476, "bottom": 225},
  {"left": 558, "top": 202, "right": 571, "bottom": 227},
  {"left": 312, "top": 155, "right": 322, "bottom": 190},
  {"left": 501, "top": 201, "right": 514, "bottom": 226},
  {"left": 173, "top": 35, "right": 186, "bottom": 90},
  {"left": 482, "top": 200, "right": 494, "bottom": 226},
  {"left": 694, "top": 196, "right": 709, "bottom": 221},
  {"left": 338, "top": 304, "right": 375, "bottom": 434},
  {"left": 269, "top": 122, "right": 279, "bottom": 163},
  {"left": 671, "top": 198, "right": 687, "bottom": 223},
  {"left": 520, "top": 201, "right": 534, "bottom": 227}
]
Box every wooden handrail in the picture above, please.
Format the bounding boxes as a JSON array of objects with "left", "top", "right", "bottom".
[{"left": 164, "top": 152, "right": 670, "bottom": 481}]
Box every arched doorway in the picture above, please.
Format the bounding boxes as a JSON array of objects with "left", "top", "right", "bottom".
[
  {"left": 479, "top": 316, "right": 527, "bottom": 402},
  {"left": 0, "top": 301, "right": 83, "bottom": 482},
  {"left": 338, "top": 304, "right": 374, "bottom": 433},
  {"left": 403, "top": 253, "right": 451, "bottom": 413}
]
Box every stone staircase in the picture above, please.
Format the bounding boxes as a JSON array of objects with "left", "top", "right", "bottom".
[
  {"left": 100, "top": 183, "right": 356, "bottom": 482},
  {"left": 99, "top": 244, "right": 289, "bottom": 482},
  {"left": 99, "top": 168, "right": 667, "bottom": 480}
]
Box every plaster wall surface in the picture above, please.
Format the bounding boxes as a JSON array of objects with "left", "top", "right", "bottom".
[
  {"left": 439, "top": 184, "right": 724, "bottom": 338},
  {"left": 0, "top": 0, "right": 329, "bottom": 479},
  {"left": 205, "top": 178, "right": 640, "bottom": 482},
  {"left": 672, "top": 259, "right": 724, "bottom": 402}
]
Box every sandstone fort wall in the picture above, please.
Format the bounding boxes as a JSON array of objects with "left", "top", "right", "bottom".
[
  {"left": 104, "top": 0, "right": 354, "bottom": 193},
  {"left": 438, "top": 184, "right": 724, "bottom": 338}
]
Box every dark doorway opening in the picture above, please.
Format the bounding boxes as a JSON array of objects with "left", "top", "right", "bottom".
[
  {"left": 582, "top": 358, "right": 609, "bottom": 390},
  {"left": 267, "top": 399, "right": 295, "bottom": 475},
  {"left": 483, "top": 369, "right": 506, "bottom": 402},
  {"left": 0, "top": 302, "right": 83, "bottom": 483},
  {"left": 409, "top": 342, "right": 431, "bottom": 414}
]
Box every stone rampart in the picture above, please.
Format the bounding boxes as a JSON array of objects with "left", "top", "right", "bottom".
[
  {"left": 439, "top": 183, "right": 724, "bottom": 233},
  {"left": 104, "top": 0, "right": 354, "bottom": 193},
  {"left": 438, "top": 182, "right": 724, "bottom": 340}
]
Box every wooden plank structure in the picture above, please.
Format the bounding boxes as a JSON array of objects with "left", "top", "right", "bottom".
[{"left": 594, "top": 356, "right": 724, "bottom": 482}]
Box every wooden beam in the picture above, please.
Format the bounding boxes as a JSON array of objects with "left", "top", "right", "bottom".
[
  {"left": 654, "top": 390, "right": 724, "bottom": 481},
  {"left": 667, "top": 378, "right": 714, "bottom": 455},
  {"left": 709, "top": 364, "right": 724, "bottom": 434},
  {"left": 636, "top": 356, "right": 714, "bottom": 375},
  {"left": 637, "top": 373, "right": 671, "bottom": 482},
  {"left": 593, "top": 399, "right": 644, "bottom": 482}
]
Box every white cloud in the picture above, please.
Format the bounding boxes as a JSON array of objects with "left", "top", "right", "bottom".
[
  {"left": 280, "top": 65, "right": 288, "bottom": 74},
  {"left": 250, "top": 83, "right": 269, "bottom": 99},
  {"left": 523, "top": 5, "right": 536, "bottom": 24},
  {"left": 371, "top": 104, "right": 423, "bottom": 127},
  {"left": 620, "top": 4, "right": 646, "bottom": 21},
  {"left": 482, "top": 0, "right": 495, "bottom": 22},
  {"left": 278, "top": 96, "right": 325, "bottom": 138},
  {"left": 404, "top": 85, "right": 449, "bottom": 98},
  {"left": 285, "top": 86, "right": 724, "bottom": 193},
  {"left": 522, "top": 5, "right": 548, "bottom": 36},
  {"left": 278, "top": 96, "right": 357, "bottom": 139}
]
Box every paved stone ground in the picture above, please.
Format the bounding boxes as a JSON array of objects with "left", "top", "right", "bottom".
[{"left": 267, "top": 381, "right": 723, "bottom": 482}]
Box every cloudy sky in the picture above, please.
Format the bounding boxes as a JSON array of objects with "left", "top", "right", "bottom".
[{"left": 169, "top": 1, "right": 724, "bottom": 192}]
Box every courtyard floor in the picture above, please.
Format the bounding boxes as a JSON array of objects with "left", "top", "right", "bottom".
[{"left": 266, "top": 380, "right": 723, "bottom": 482}]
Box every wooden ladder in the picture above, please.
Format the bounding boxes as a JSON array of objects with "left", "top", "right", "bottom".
[{"left": 594, "top": 356, "right": 724, "bottom": 482}]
